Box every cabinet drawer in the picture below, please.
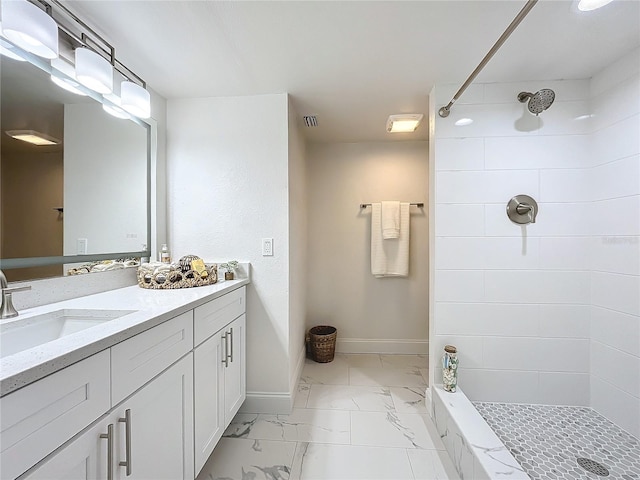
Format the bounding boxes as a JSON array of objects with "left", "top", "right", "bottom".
[
  {"left": 1, "top": 350, "right": 110, "bottom": 480},
  {"left": 111, "top": 311, "right": 193, "bottom": 405},
  {"left": 194, "top": 287, "right": 245, "bottom": 347}
]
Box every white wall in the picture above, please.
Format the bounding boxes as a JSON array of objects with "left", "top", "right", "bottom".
[
  {"left": 287, "top": 99, "right": 308, "bottom": 391},
  {"left": 432, "top": 79, "right": 593, "bottom": 406},
  {"left": 432, "top": 48, "right": 640, "bottom": 437},
  {"left": 306, "top": 141, "right": 429, "bottom": 353},
  {"left": 588, "top": 48, "right": 640, "bottom": 438},
  {"left": 167, "top": 93, "right": 297, "bottom": 411}
]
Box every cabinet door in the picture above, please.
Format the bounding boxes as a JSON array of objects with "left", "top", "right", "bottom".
[
  {"left": 114, "top": 354, "right": 194, "bottom": 480},
  {"left": 223, "top": 314, "right": 246, "bottom": 425},
  {"left": 21, "top": 412, "right": 119, "bottom": 480},
  {"left": 193, "top": 330, "right": 225, "bottom": 476}
]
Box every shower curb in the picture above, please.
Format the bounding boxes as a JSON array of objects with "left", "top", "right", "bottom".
[{"left": 430, "top": 385, "right": 530, "bottom": 480}]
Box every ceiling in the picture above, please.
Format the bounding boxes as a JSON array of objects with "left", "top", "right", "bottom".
[{"left": 66, "top": 0, "right": 640, "bottom": 143}]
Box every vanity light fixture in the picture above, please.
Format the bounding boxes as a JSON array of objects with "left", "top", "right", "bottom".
[
  {"left": 0, "top": 0, "right": 58, "bottom": 59},
  {"left": 102, "top": 94, "right": 130, "bottom": 119},
  {"left": 578, "top": 0, "right": 614, "bottom": 11},
  {"left": 386, "top": 114, "right": 424, "bottom": 133},
  {"left": 0, "top": 37, "right": 27, "bottom": 61},
  {"left": 75, "top": 46, "right": 113, "bottom": 94},
  {"left": 121, "top": 80, "right": 151, "bottom": 119},
  {"left": 5, "top": 129, "right": 61, "bottom": 145},
  {"left": 50, "top": 57, "right": 87, "bottom": 96}
]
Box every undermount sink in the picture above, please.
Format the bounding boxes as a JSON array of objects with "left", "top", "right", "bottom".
[{"left": 0, "top": 309, "right": 136, "bottom": 359}]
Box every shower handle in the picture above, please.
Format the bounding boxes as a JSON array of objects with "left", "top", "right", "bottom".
[{"left": 507, "top": 195, "right": 538, "bottom": 225}]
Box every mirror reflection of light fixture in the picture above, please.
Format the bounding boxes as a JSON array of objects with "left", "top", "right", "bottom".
[
  {"left": 0, "top": 34, "right": 27, "bottom": 61},
  {"left": 0, "top": 0, "right": 58, "bottom": 59},
  {"left": 5, "top": 129, "right": 61, "bottom": 146},
  {"left": 75, "top": 47, "right": 113, "bottom": 94},
  {"left": 102, "top": 94, "right": 131, "bottom": 119},
  {"left": 121, "top": 81, "right": 151, "bottom": 119},
  {"left": 386, "top": 114, "right": 424, "bottom": 133},
  {"left": 50, "top": 57, "right": 87, "bottom": 96}
]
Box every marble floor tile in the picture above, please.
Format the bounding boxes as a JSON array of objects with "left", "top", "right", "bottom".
[
  {"left": 196, "top": 438, "right": 296, "bottom": 480},
  {"left": 289, "top": 442, "right": 415, "bottom": 480},
  {"left": 294, "top": 383, "right": 311, "bottom": 408},
  {"left": 300, "top": 362, "right": 349, "bottom": 385},
  {"left": 336, "top": 353, "right": 383, "bottom": 368},
  {"left": 351, "top": 411, "right": 445, "bottom": 450},
  {"left": 408, "top": 449, "right": 461, "bottom": 480},
  {"left": 390, "top": 386, "right": 428, "bottom": 414},
  {"left": 381, "top": 354, "right": 428, "bottom": 370},
  {"left": 228, "top": 409, "right": 351, "bottom": 444},
  {"left": 349, "top": 366, "right": 427, "bottom": 387},
  {"left": 306, "top": 384, "right": 394, "bottom": 412}
]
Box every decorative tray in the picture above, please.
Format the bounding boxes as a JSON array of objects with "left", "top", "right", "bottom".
[{"left": 137, "top": 263, "right": 218, "bottom": 289}]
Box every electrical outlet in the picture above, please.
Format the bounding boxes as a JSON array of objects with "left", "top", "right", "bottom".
[
  {"left": 77, "top": 238, "right": 88, "bottom": 255},
  {"left": 262, "top": 238, "right": 273, "bottom": 256}
]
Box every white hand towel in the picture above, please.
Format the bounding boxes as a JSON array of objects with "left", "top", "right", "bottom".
[
  {"left": 381, "top": 201, "right": 400, "bottom": 239},
  {"left": 371, "top": 202, "right": 410, "bottom": 277}
]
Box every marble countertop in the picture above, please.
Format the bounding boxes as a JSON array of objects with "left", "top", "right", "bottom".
[{"left": 0, "top": 277, "right": 250, "bottom": 397}]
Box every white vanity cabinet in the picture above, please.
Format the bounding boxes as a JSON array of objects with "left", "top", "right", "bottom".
[
  {"left": 193, "top": 289, "right": 246, "bottom": 475},
  {"left": 4, "top": 284, "right": 247, "bottom": 480}
]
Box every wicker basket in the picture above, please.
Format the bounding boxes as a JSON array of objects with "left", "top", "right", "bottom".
[
  {"left": 137, "top": 264, "right": 217, "bottom": 289},
  {"left": 307, "top": 326, "right": 337, "bottom": 363}
]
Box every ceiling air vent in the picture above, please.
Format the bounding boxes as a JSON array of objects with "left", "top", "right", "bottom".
[{"left": 303, "top": 115, "right": 318, "bottom": 127}]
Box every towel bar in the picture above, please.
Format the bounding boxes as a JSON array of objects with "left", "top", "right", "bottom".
[{"left": 360, "top": 202, "right": 424, "bottom": 209}]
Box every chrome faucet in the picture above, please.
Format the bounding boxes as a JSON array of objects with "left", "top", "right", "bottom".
[{"left": 0, "top": 269, "right": 32, "bottom": 319}]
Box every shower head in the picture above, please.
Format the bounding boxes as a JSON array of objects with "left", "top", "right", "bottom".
[{"left": 517, "top": 89, "right": 555, "bottom": 115}]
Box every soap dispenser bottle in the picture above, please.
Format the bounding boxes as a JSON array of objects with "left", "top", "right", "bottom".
[{"left": 160, "top": 244, "right": 171, "bottom": 263}]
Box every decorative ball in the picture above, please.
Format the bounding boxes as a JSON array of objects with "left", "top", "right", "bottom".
[{"left": 179, "top": 254, "right": 201, "bottom": 273}]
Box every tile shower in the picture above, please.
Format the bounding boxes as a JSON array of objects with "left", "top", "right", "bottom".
[{"left": 431, "top": 47, "right": 640, "bottom": 479}]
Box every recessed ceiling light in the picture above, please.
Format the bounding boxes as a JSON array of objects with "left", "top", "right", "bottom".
[
  {"left": 386, "top": 114, "right": 424, "bottom": 133},
  {"left": 578, "top": 0, "right": 614, "bottom": 11},
  {"left": 5, "top": 130, "right": 61, "bottom": 145},
  {"left": 454, "top": 118, "right": 474, "bottom": 126}
]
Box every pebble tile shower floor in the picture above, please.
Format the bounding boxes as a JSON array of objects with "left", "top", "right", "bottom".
[
  {"left": 474, "top": 402, "right": 640, "bottom": 480},
  {"left": 196, "top": 354, "right": 459, "bottom": 480}
]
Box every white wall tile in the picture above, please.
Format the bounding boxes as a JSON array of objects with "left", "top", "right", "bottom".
[
  {"left": 539, "top": 305, "right": 590, "bottom": 338},
  {"left": 433, "top": 334, "right": 484, "bottom": 369},
  {"left": 485, "top": 271, "right": 590, "bottom": 304},
  {"left": 485, "top": 135, "right": 590, "bottom": 170},
  {"left": 538, "top": 372, "right": 590, "bottom": 406},
  {"left": 457, "top": 369, "right": 540, "bottom": 403},
  {"left": 591, "top": 306, "right": 640, "bottom": 357},
  {"left": 591, "top": 74, "right": 640, "bottom": 131},
  {"left": 435, "top": 138, "right": 484, "bottom": 171},
  {"left": 435, "top": 204, "right": 485, "bottom": 236},
  {"left": 485, "top": 203, "right": 592, "bottom": 237},
  {"left": 536, "top": 338, "right": 590, "bottom": 373},
  {"left": 590, "top": 235, "right": 640, "bottom": 276},
  {"left": 591, "top": 271, "right": 640, "bottom": 316},
  {"left": 436, "top": 171, "right": 485, "bottom": 203},
  {"left": 436, "top": 237, "right": 539, "bottom": 270},
  {"left": 591, "top": 376, "right": 640, "bottom": 438},
  {"left": 437, "top": 170, "right": 539, "bottom": 204},
  {"left": 538, "top": 100, "right": 592, "bottom": 135},
  {"left": 591, "top": 341, "right": 640, "bottom": 398},
  {"left": 590, "top": 155, "right": 640, "bottom": 201},
  {"left": 435, "top": 303, "right": 540, "bottom": 337},
  {"left": 434, "top": 270, "right": 485, "bottom": 303},
  {"left": 484, "top": 80, "right": 589, "bottom": 104},
  {"left": 540, "top": 169, "right": 590, "bottom": 202},
  {"left": 591, "top": 114, "right": 640, "bottom": 166},
  {"left": 591, "top": 196, "right": 640, "bottom": 236},
  {"left": 539, "top": 237, "right": 591, "bottom": 271}
]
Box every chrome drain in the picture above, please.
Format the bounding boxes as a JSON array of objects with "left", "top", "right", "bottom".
[{"left": 577, "top": 457, "right": 610, "bottom": 476}]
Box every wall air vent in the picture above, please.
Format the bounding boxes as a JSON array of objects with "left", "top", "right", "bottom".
[{"left": 303, "top": 115, "right": 318, "bottom": 127}]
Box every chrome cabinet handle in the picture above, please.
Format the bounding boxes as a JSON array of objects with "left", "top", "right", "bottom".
[
  {"left": 119, "top": 409, "right": 132, "bottom": 476},
  {"left": 228, "top": 327, "right": 234, "bottom": 363},
  {"left": 221, "top": 333, "right": 228, "bottom": 367},
  {"left": 99, "top": 423, "right": 114, "bottom": 480}
]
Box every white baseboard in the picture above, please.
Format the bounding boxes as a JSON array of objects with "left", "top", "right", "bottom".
[
  {"left": 239, "top": 391, "right": 293, "bottom": 414},
  {"left": 336, "top": 338, "right": 428, "bottom": 354},
  {"left": 290, "top": 344, "right": 306, "bottom": 393}
]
